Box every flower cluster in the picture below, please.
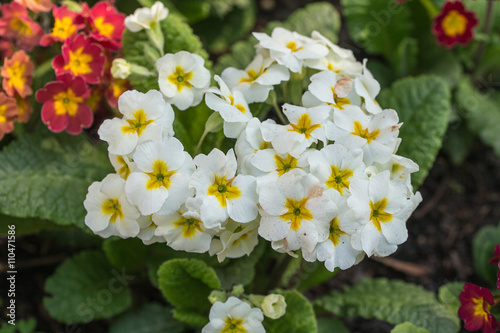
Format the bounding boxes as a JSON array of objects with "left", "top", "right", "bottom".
[
  {"left": 86, "top": 23, "right": 422, "bottom": 278},
  {"left": 35, "top": 1, "right": 129, "bottom": 135}
]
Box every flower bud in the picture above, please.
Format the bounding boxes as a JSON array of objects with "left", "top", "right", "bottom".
[
  {"left": 208, "top": 290, "right": 227, "bottom": 304},
  {"left": 261, "top": 294, "right": 286, "bottom": 319},
  {"left": 111, "top": 59, "right": 131, "bottom": 79}
]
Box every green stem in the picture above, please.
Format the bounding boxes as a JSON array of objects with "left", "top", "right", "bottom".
[
  {"left": 272, "top": 101, "right": 287, "bottom": 124},
  {"left": 473, "top": 0, "right": 495, "bottom": 73},
  {"left": 194, "top": 130, "right": 209, "bottom": 156},
  {"left": 418, "top": 0, "right": 439, "bottom": 17},
  {"left": 265, "top": 254, "right": 294, "bottom": 292}
]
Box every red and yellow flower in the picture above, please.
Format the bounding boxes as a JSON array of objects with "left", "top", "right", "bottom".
[
  {"left": 14, "top": 94, "right": 33, "bottom": 124},
  {"left": 36, "top": 74, "right": 93, "bottom": 134},
  {"left": 105, "top": 78, "right": 131, "bottom": 109},
  {"left": 14, "top": 0, "right": 52, "bottom": 13},
  {"left": 0, "top": 92, "right": 18, "bottom": 140},
  {"left": 1, "top": 50, "right": 34, "bottom": 98},
  {"left": 458, "top": 283, "right": 499, "bottom": 333},
  {"left": 52, "top": 33, "right": 106, "bottom": 84},
  {"left": 0, "top": 2, "right": 43, "bottom": 51},
  {"left": 40, "top": 5, "right": 85, "bottom": 46},
  {"left": 433, "top": 1, "right": 478, "bottom": 48},
  {"left": 83, "top": 1, "right": 125, "bottom": 51}
]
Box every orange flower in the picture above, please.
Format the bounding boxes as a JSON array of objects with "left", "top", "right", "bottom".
[
  {"left": 14, "top": 93, "right": 32, "bottom": 123},
  {"left": 1, "top": 50, "right": 34, "bottom": 98},
  {"left": 14, "top": 0, "right": 52, "bottom": 13},
  {"left": 0, "top": 92, "right": 18, "bottom": 140},
  {"left": 0, "top": 2, "right": 43, "bottom": 51}
]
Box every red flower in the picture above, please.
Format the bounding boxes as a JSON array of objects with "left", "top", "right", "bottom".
[
  {"left": 0, "top": 2, "right": 43, "bottom": 51},
  {"left": 1, "top": 50, "right": 34, "bottom": 98},
  {"left": 52, "top": 34, "right": 106, "bottom": 84},
  {"left": 0, "top": 39, "right": 15, "bottom": 59},
  {"left": 489, "top": 244, "right": 500, "bottom": 265},
  {"left": 36, "top": 74, "right": 93, "bottom": 134},
  {"left": 14, "top": 93, "right": 32, "bottom": 123},
  {"left": 83, "top": 1, "right": 125, "bottom": 51},
  {"left": 458, "top": 283, "right": 499, "bottom": 333},
  {"left": 105, "top": 78, "right": 131, "bottom": 109},
  {"left": 433, "top": 1, "right": 478, "bottom": 48},
  {"left": 40, "top": 5, "right": 85, "bottom": 46},
  {"left": 0, "top": 92, "right": 18, "bottom": 140}
]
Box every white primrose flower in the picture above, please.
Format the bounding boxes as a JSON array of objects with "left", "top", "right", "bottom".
[
  {"left": 345, "top": 170, "right": 415, "bottom": 257},
  {"left": 221, "top": 54, "right": 290, "bottom": 103},
  {"left": 125, "top": 137, "right": 195, "bottom": 216},
  {"left": 202, "top": 297, "right": 265, "bottom": 333},
  {"left": 253, "top": 27, "right": 328, "bottom": 73},
  {"left": 205, "top": 75, "right": 252, "bottom": 139},
  {"left": 302, "top": 191, "right": 364, "bottom": 271},
  {"left": 354, "top": 60, "right": 383, "bottom": 114},
  {"left": 84, "top": 174, "right": 140, "bottom": 238},
  {"left": 157, "top": 51, "right": 211, "bottom": 110},
  {"left": 190, "top": 148, "right": 258, "bottom": 229},
  {"left": 307, "top": 70, "right": 360, "bottom": 111},
  {"left": 372, "top": 154, "right": 420, "bottom": 193},
  {"left": 258, "top": 171, "right": 337, "bottom": 253},
  {"left": 153, "top": 198, "right": 213, "bottom": 253},
  {"left": 124, "top": 1, "right": 169, "bottom": 32},
  {"left": 325, "top": 105, "right": 401, "bottom": 165},
  {"left": 267, "top": 103, "right": 329, "bottom": 158},
  {"left": 308, "top": 144, "right": 366, "bottom": 196},
  {"left": 109, "top": 152, "right": 136, "bottom": 180},
  {"left": 305, "top": 31, "right": 363, "bottom": 74},
  {"left": 98, "top": 90, "right": 175, "bottom": 156},
  {"left": 234, "top": 117, "right": 274, "bottom": 176},
  {"left": 209, "top": 219, "right": 259, "bottom": 262},
  {"left": 136, "top": 214, "right": 166, "bottom": 245}
]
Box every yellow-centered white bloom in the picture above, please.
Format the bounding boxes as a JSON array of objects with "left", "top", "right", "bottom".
[
  {"left": 202, "top": 297, "right": 265, "bottom": 333},
  {"left": 124, "top": 1, "right": 169, "bottom": 32}
]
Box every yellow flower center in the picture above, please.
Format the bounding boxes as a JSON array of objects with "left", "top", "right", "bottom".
[
  {"left": 222, "top": 317, "right": 246, "bottom": 333},
  {"left": 173, "top": 217, "right": 204, "bottom": 239},
  {"left": 325, "top": 165, "right": 354, "bottom": 195},
  {"left": 94, "top": 17, "right": 115, "bottom": 38},
  {"left": 289, "top": 113, "right": 321, "bottom": 139},
  {"left": 168, "top": 66, "right": 193, "bottom": 92},
  {"left": 121, "top": 109, "right": 154, "bottom": 136},
  {"left": 274, "top": 154, "right": 298, "bottom": 176},
  {"left": 239, "top": 67, "right": 264, "bottom": 84},
  {"left": 53, "top": 89, "right": 83, "bottom": 116},
  {"left": 145, "top": 160, "right": 176, "bottom": 190},
  {"left": 10, "top": 18, "right": 32, "bottom": 36},
  {"left": 369, "top": 198, "right": 393, "bottom": 232},
  {"left": 116, "top": 155, "right": 130, "bottom": 179},
  {"left": 286, "top": 41, "right": 303, "bottom": 53},
  {"left": 330, "top": 87, "right": 351, "bottom": 110},
  {"left": 6, "top": 61, "right": 26, "bottom": 92},
  {"left": 472, "top": 296, "right": 491, "bottom": 324},
  {"left": 328, "top": 217, "right": 346, "bottom": 246},
  {"left": 101, "top": 198, "right": 123, "bottom": 223},
  {"left": 232, "top": 231, "right": 251, "bottom": 247},
  {"left": 442, "top": 10, "right": 468, "bottom": 37},
  {"left": 351, "top": 121, "right": 380, "bottom": 143},
  {"left": 280, "top": 197, "right": 313, "bottom": 231},
  {"left": 207, "top": 175, "right": 241, "bottom": 207},
  {"left": 228, "top": 95, "right": 247, "bottom": 113},
  {"left": 52, "top": 17, "right": 76, "bottom": 40},
  {"left": 64, "top": 47, "right": 93, "bottom": 76}
]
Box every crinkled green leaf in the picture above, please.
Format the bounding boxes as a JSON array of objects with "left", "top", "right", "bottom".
[
  {"left": 110, "top": 303, "right": 184, "bottom": 333},
  {"left": 264, "top": 290, "right": 317, "bottom": 333},
  {"left": 341, "top": 0, "right": 413, "bottom": 64},
  {"left": 314, "top": 278, "right": 460, "bottom": 333},
  {"left": 456, "top": 78, "right": 500, "bottom": 158},
  {"left": 173, "top": 308, "right": 209, "bottom": 327},
  {"left": 158, "top": 258, "right": 221, "bottom": 313},
  {"left": 0, "top": 133, "right": 112, "bottom": 228},
  {"left": 391, "top": 322, "right": 430, "bottom": 333},
  {"left": 103, "top": 237, "right": 149, "bottom": 272},
  {"left": 44, "top": 250, "right": 132, "bottom": 323},
  {"left": 472, "top": 222, "right": 500, "bottom": 285},
  {"left": 122, "top": 13, "right": 209, "bottom": 92},
  {"left": 317, "top": 317, "right": 349, "bottom": 333},
  {"left": 438, "top": 282, "right": 464, "bottom": 315},
  {"left": 378, "top": 75, "right": 450, "bottom": 188},
  {"left": 0, "top": 318, "right": 37, "bottom": 333}
]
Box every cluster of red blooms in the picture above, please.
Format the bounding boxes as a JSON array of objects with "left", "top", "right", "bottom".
[
  {"left": 459, "top": 245, "right": 500, "bottom": 333},
  {"left": 0, "top": 0, "right": 131, "bottom": 138}
]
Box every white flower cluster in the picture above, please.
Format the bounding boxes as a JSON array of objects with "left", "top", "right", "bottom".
[{"left": 85, "top": 26, "right": 422, "bottom": 276}]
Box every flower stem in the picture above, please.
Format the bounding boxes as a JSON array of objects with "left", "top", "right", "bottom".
[
  {"left": 194, "top": 129, "right": 209, "bottom": 156},
  {"left": 265, "top": 254, "right": 294, "bottom": 292},
  {"left": 473, "top": 0, "right": 495, "bottom": 73}
]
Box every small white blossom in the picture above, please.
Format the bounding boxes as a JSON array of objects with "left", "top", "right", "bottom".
[
  {"left": 202, "top": 297, "right": 265, "bottom": 333},
  {"left": 124, "top": 1, "right": 169, "bottom": 32},
  {"left": 209, "top": 219, "right": 259, "bottom": 262},
  {"left": 111, "top": 58, "right": 131, "bottom": 79}
]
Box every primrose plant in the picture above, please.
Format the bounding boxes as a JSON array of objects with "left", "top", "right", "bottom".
[{"left": 84, "top": 3, "right": 422, "bottom": 329}]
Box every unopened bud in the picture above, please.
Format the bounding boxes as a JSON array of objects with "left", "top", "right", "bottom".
[
  {"left": 111, "top": 59, "right": 131, "bottom": 79},
  {"left": 208, "top": 290, "right": 227, "bottom": 304},
  {"left": 261, "top": 294, "right": 286, "bottom": 319}
]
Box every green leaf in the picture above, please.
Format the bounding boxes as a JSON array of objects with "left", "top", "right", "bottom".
[
  {"left": 455, "top": 78, "right": 500, "bottom": 158},
  {"left": 472, "top": 222, "right": 500, "bottom": 285},
  {"left": 0, "top": 215, "right": 67, "bottom": 236},
  {"left": 296, "top": 263, "right": 337, "bottom": 292},
  {"left": 214, "top": 40, "right": 256, "bottom": 74},
  {"left": 173, "top": 103, "right": 212, "bottom": 155},
  {"left": 0, "top": 318, "right": 38, "bottom": 333},
  {"left": 315, "top": 278, "right": 460, "bottom": 333},
  {"left": 391, "top": 322, "right": 430, "bottom": 333},
  {"left": 393, "top": 37, "right": 418, "bottom": 78},
  {"left": 341, "top": 0, "right": 413, "bottom": 64},
  {"left": 210, "top": 0, "right": 253, "bottom": 17},
  {"left": 103, "top": 237, "right": 149, "bottom": 272},
  {"left": 44, "top": 250, "right": 133, "bottom": 323},
  {"left": 157, "top": 258, "right": 221, "bottom": 313},
  {"left": 317, "top": 317, "right": 350, "bottom": 333},
  {"left": 0, "top": 133, "right": 112, "bottom": 228},
  {"left": 110, "top": 303, "right": 184, "bottom": 333},
  {"left": 438, "top": 282, "right": 464, "bottom": 315},
  {"left": 175, "top": 0, "right": 211, "bottom": 24},
  {"left": 173, "top": 308, "right": 209, "bottom": 327},
  {"left": 264, "top": 290, "right": 317, "bottom": 333},
  {"left": 378, "top": 75, "right": 451, "bottom": 188},
  {"left": 122, "top": 13, "right": 209, "bottom": 92},
  {"left": 441, "top": 121, "right": 475, "bottom": 165}
]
